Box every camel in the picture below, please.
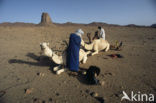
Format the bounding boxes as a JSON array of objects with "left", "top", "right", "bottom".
[
  {"left": 86, "top": 31, "right": 122, "bottom": 53},
  {"left": 40, "top": 42, "right": 90, "bottom": 74},
  {"left": 81, "top": 38, "right": 110, "bottom": 56}
]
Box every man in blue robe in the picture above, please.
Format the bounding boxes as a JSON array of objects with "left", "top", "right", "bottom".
[{"left": 67, "top": 29, "right": 84, "bottom": 72}]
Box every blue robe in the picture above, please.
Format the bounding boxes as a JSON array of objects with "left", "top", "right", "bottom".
[{"left": 67, "top": 33, "right": 81, "bottom": 72}]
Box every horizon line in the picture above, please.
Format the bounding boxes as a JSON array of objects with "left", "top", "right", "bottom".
[{"left": 0, "top": 21, "right": 155, "bottom": 26}]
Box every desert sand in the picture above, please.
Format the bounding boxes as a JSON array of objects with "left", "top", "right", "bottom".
[{"left": 0, "top": 24, "right": 156, "bottom": 103}]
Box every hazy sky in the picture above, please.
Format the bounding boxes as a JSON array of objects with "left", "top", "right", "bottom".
[{"left": 0, "top": 0, "right": 156, "bottom": 25}]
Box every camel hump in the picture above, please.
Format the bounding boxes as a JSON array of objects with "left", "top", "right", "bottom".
[
  {"left": 100, "top": 39, "right": 109, "bottom": 43},
  {"left": 92, "top": 38, "right": 109, "bottom": 45}
]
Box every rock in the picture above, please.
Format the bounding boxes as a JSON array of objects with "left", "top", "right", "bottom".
[
  {"left": 119, "top": 86, "right": 124, "bottom": 89},
  {"left": 114, "top": 91, "right": 122, "bottom": 98},
  {"left": 75, "top": 85, "right": 79, "bottom": 88},
  {"left": 37, "top": 72, "right": 40, "bottom": 76},
  {"left": 39, "top": 12, "right": 53, "bottom": 26},
  {"left": 96, "top": 97, "right": 105, "bottom": 103},
  {"left": 99, "top": 81, "right": 105, "bottom": 86},
  {"left": 56, "top": 93, "right": 60, "bottom": 96},
  {"left": 0, "top": 91, "right": 6, "bottom": 98},
  {"left": 85, "top": 89, "right": 90, "bottom": 94},
  {"left": 151, "top": 49, "right": 155, "bottom": 52},
  {"left": 81, "top": 94, "right": 85, "bottom": 97},
  {"left": 80, "top": 90, "right": 83, "bottom": 93},
  {"left": 42, "top": 100, "right": 46, "bottom": 103},
  {"left": 33, "top": 98, "right": 42, "bottom": 103},
  {"left": 151, "top": 24, "right": 156, "bottom": 28},
  {"left": 16, "top": 78, "right": 20, "bottom": 81},
  {"left": 37, "top": 72, "right": 45, "bottom": 77},
  {"left": 63, "top": 81, "right": 66, "bottom": 84},
  {"left": 25, "top": 88, "right": 33, "bottom": 94},
  {"left": 91, "top": 92, "right": 98, "bottom": 97},
  {"left": 64, "top": 100, "right": 68, "bottom": 103},
  {"left": 40, "top": 73, "right": 45, "bottom": 77},
  {"left": 49, "top": 98, "right": 52, "bottom": 102}
]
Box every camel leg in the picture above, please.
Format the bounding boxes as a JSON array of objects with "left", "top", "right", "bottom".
[
  {"left": 53, "top": 65, "right": 61, "bottom": 71},
  {"left": 105, "top": 44, "right": 110, "bottom": 52},
  {"left": 56, "top": 68, "right": 65, "bottom": 75},
  {"left": 92, "top": 45, "right": 98, "bottom": 56},
  {"left": 91, "top": 51, "right": 98, "bottom": 56},
  {"left": 86, "top": 51, "right": 91, "bottom": 55},
  {"left": 82, "top": 56, "right": 87, "bottom": 64}
]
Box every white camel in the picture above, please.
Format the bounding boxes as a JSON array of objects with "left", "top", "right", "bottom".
[
  {"left": 81, "top": 38, "right": 110, "bottom": 56},
  {"left": 40, "top": 42, "right": 90, "bottom": 74}
]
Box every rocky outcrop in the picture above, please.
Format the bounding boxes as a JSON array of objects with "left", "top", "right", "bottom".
[
  {"left": 39, "top": 12, "right": 53, "bottom": 26},
  {"left": 151, "top": 24, "right": 156, "bottom": 28}
]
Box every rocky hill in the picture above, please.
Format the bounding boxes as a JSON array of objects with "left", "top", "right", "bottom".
[{"left": 39, "top": 12, "right": 53, "bottom": 26}]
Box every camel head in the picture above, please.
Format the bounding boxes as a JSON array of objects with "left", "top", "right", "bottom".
[
  {"left": 81, "top": 39, "right": 93, "bottom": 51},
  {"left": 40, "top": 42, "right": 50, "bottom": 50},
  {"left": 92, "top": 31, "right": 99, "bottom": 40},
  {"left": 39, "top": 42, "right": 64, "bottom": 65},
  {"left": 87, "top": 33, "right": 92, "bottom": 43},
  {"left": 40, "top": 42, "right": 54, "bottom": 58}
]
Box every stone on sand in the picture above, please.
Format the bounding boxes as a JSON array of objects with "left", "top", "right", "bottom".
[
  {"left": 91, "top": 92, "right": 98, "bottom": 97},
  {"left": 99, "top": 80, "right": 105, "bottom": 86},
  {"left": 25, "top": 88, "right": 33, "bottom": 94}
]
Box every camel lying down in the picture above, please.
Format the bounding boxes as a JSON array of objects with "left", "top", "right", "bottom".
[
  {"left": 81, "top": 38, "right": 110, "bottom": 55},
  {"left": 40, "top": 42, "right": 90, "bottom": 74}
]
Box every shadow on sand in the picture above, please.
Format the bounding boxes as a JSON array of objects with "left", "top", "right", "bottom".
[
  {"left": 68, "top": 67, "right": 105, "bottom": 103},
  {"left": 0, "top": 91, "right": 5, "bottom": 103},
  {"left": 8, "top": 54, "right": 105, "bottom": 103},
  {"left": 8, "top": 53, "right": 58, "bottom": 71}
]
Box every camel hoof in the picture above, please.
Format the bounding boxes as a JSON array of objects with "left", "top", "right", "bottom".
[
  {"left": 56, "top": 71, "right": 61, "bottom": 75},
  {"left": 91, "top": 54, "right": 94, "bottom": 56},
  {"left": 56, "top": 69, "right": 65, "bottom": 75},
  {"left": 82, "top": 61, "right": 86, "bottom": 64},
  {"left": 53, "top": 66, "right": 59, "bottom": 71}
]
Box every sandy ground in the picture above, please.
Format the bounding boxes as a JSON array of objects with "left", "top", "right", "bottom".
[{"left": 0, "top": 25, "right": 156, "bottom": 103}]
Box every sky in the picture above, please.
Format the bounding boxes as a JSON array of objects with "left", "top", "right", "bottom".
[{"left": 0, "top": 0, "right": 156, "bottom": 26}]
